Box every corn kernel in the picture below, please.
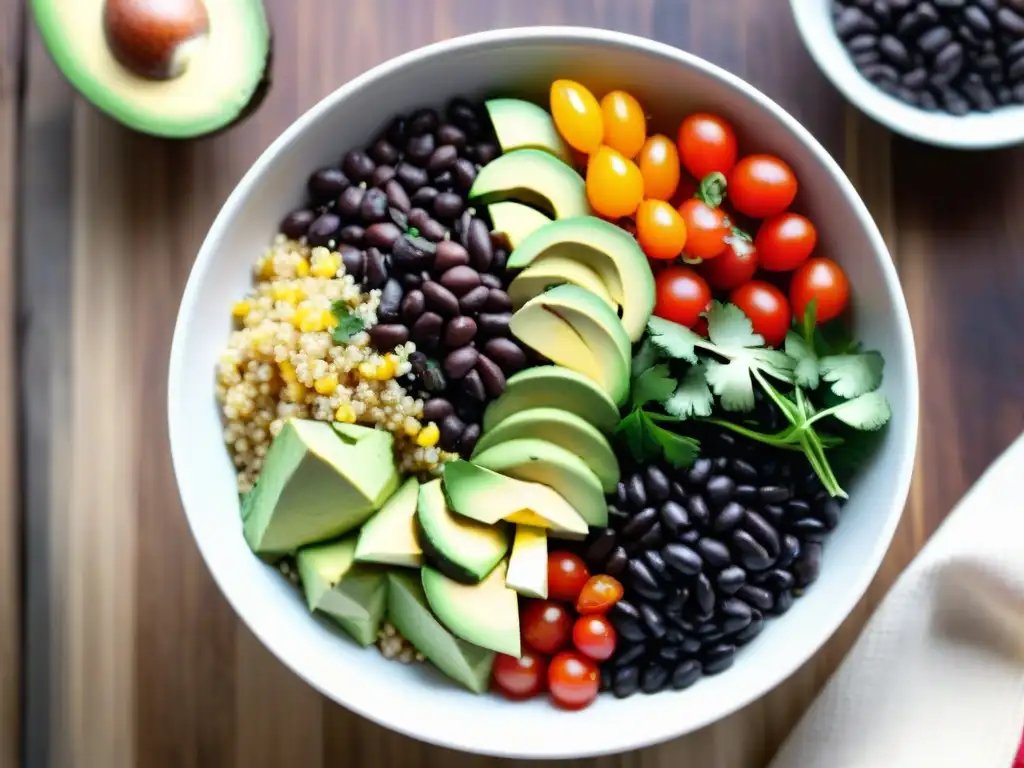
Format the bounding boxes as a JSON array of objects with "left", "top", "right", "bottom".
[
  {"left": 314, "top": 374, "right": 338, "bottom": 395},
  {"left": 375, "top": 356, "right": 397, "bottom": 380},
  {"left": 416, "top": 423, "right": 440, "bottom": 448},
  {"left": 279, "top": 360, "right": 297, "bottom": 383},
  {"left": 403, "top": 417, "right": 422, "bottom": 437},
  {"left": 291, "top": 305, "right": 311, "bottom": 329},
  {"left": 296, "top": 257, "right": 310, "bottom": 277},
  {"left": 311, "top": 254, "right": 340, "bottom": 278},
  {"left": 285, "top": 382, "right": 307, "bottom": 402},
  {"left": 358, "top": 361, "right": 377, "bottom": 379},
  {"left": 232, "top": 300, "right": 251, "bottom": 318},
  {"left": 258, "top": 258, "right": 276, "bottom": 280},
  {"left": 321, "top": 309, "right": 337, "bottom": 329},
  {"left": 272, "top": 285, "right": 302, "bottom": 305},
  {"left": 334, "top": 403, "right": 356, "bottom": 423}
]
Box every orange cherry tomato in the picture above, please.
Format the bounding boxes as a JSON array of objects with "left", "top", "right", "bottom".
[
  {"left": 576, "top": 574, "right": 624, "bottom": 615},
  {"left": 600, "top": 90, "right": 647, "bottom": 158},
  {"left": 550, "top": 79, "right": 603, "bottom": 154},
  {"left": 755, "top": 213, "right": 817, "bottom": 272},
  {"left": 636, "top": 200, "right": 688, "bottom": 260},
  {"left": 790, "top": 257, "right": 850, "bottom": 324},
  {"left": 637, "top": 134, "right": 681, "bottom": 201},
  {"left": 654, "top": 266, "right": 712, "bottom": 328},
  {"left": 492, "top": 649, "right": 548, "bottom": 700},
  {"left": 572, "top": 615, "right": 617, "bottom": 661},
  {"left": 586, "top": 146, "right": 644, "bottom": 218},
  {"left": 728, "top": 154, "right": 798, "bottom": 219},
  {"left": 677, "top": 198, "right": 730, "bottom": 260},
  {"left": 547, "top": 551, "right": 590, "bottom": 603},
  {"left": 521, "top": 599, "right": 573, "bottom": 655},
  {"left": 678, "top": 113, "right": 738, "bottom": 180},
  {"left": 730, "top": 280, "right": 792, "bottom": 348},
  {"left": 701, "top": 235, "right": 758, "bottom": 291},
  {"left": 548, "top": 651, "right": 600, "bottom": 710}
]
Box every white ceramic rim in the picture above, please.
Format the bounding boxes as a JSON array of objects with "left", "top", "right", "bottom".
[{"left": 168, "top": 26, "right": 920, "bottom": 758}]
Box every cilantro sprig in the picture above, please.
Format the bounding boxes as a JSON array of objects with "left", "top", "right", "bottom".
[{"left": 330, "top": 300, "right": 365, "bottom": 343}]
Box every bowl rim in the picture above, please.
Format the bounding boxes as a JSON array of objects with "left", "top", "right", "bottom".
[{"left": 168, "top": 25, "right": 920, "bottom": 758}]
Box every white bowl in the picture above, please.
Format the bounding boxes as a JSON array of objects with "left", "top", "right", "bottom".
[
  {"left": 168, "top": 26, "right": 919, "bottom": 759},
  {"left": 791, "top": 0, "right": 1024, "bottom": 149}
]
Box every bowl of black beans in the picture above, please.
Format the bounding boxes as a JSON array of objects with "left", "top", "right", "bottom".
[{"left": 792, "top": 0, "right": 1024, "bottom": 148}]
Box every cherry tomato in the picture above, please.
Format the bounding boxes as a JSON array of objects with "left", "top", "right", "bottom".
[
  {"left": 790, "top": 257, "right": 850, "bottom": 324},
  {"left": 550, "top": 79, "right": 603, "bottom": 154},
  {"left": 678, "top": 113, "right": 738, "bottom": 181},
  {"left": 701, "top": 235, "right": 758, "bottom": 291},
  {"left": 547, "top": 551, "right": 590, "bottom": 603},
  {"left": 548, "top": 651, "right": 600, "bottom": 710},
  {"left": 637, "top": 134, "right": 681, "bottom": 201},
  {"left": 730, "top": 281, "right": 792, "bottom": 348},
  {"left": 576, "top": 574, "right": 624, "bottom": 615},
  {"left": 572, "top": 615, "right": 617, "bottom": 661},
  {"left": 600, "top": 90, "right": 646, "bottom": 158},
  {"left": 677, "top": 198, "right": 729, "bottom": 260},
  {"left": 521, "top": 599, "right": 573, "bottom": 655},
  {"left": 492, "top": 649, "right": 548, "bottom": 700},
  {"left": 654, "top": 266, "right": 712, "bottom": 328},
  {"left": 587, "top": 145, "right": 644, "bottom": 218},
  {"left": 755, "top": 213, "right": 817, "bottom": 272},
  {"left": 728, "top": 154, "right": 798, "bottom": 219},
  {"left": 636, "top": 200, "right": 688, "bottom": 260}
]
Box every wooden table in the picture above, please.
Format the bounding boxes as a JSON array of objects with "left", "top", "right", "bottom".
[{"left": 4, "top": 0, "right": 1024, "bottom": 765}]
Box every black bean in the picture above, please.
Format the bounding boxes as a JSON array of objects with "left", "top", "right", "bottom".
[
  {"left": 759, "top": 485, "right": 790, "bottom": 504},
  {"left": 792, "top": 517, "right": 829, "bottom": 542},
  {"left": 280, "top": 209, "right": 316, "bottom": 239},
  {"left": 436, "top": 414, "right": 465, "bottom": 452},
  {"left": 436, "top": 123, "right": 466, "bottom": 149},
  {"left": 396, "top": 162, "right": 428, "bottom": 192},
  {"left": 716, "top": 567, "right": 746, "bottom": 598},
  {"left": 658, "top": 500, "right": 690, "bottom": 537},
  {"left": 431, "top": 241, "right": 469, "bottom": 273},
  {"left": 610, "top": 601, "right": 646, "bottom": 642},
  {"left": 744, "top": 511, "right": 780, "bottom": 557},
  {"left": 460, "top": 369, "right": 487, "bottom": 401},
  {"left": 879, "top": 35, "right": 912, "bottom": 69},
  {"left": 918, "top": 26, "right": 953, "bottom": 56},
  {"left": 658, "top": 645, "right": 682, "bottom": 663},
  {"left": 451, "top": 285, "right": 486, "bottom": 315},
  {"left": 371, "top": 165, "right": 396, "bottom": 187},
  {"left": 612, "top": 665, "right": 641, "bottom": 698},
  {"left": 901, "top": 67, "right": 928, "bottom": 89},
  {"left": 933, "top": 0, "right": 965, "bottom": 7},
  {"left": 614, "top": 642, "right": 647, "bottom": 668},
  {"left": 687, "top": 458, "right": 712, "bottom": 487},
  {"left": 483, "top": 289, "right": 512, "bottom": 313},
  {"left": 482, "top": 338, "right": 526, "bottom": 374},
  {"left": 443, "top": 316, "right": 477, "bottom": 348},
  {"left": 306, "top": 212, "right": 340, "bottom": 246},
  {"left": 338, "top": 225, "right": 364, "bottom": 247},
  {"left": 626, "top": 474, "right": 648, "bottom": 509},
  {"left": 420, "top": 282, "right": 459, "bottom": 317},
  {"left": 705, "top": 476, "right": 735, "bottom": 509},
  {"left": 605, "top": 546, "right": 629, "bottom": 578},
  {"left": 377, "top": 279, "right": 404, "bottom": 323},
  {"left": 342, "top": 150, "right": 375, "bottom": 182},
  {"left": 671, "top": 660, "right": 702, "bottom": 690},
  {"left": 737, "top": 584, "right": 774, "bottom": 612},
  {"left": 785, "top": 499, "right": 811, "bottom": 520},
  {"left": 452, "top": 158, "right": 477, "bottom": 191},
  {"left": 370, "top": 138, "right": 400, "bottom": 166},
  {"left": 847, "top": 33, "right": 879, "bottom": 54},
  {"left": 732, "top": 485, "right": 757, "bottom": 505},
  {"left": 411, "top": 311, "right": 443, "bottom": 348},
  {"left": 728, "top": 459, "right": 757, "bottom": 484},
  {"left": 664, "top": 587, "right": 689, "bottom": 614},
  {"left": 308, "top": 167, "right": 349, "bottom": 201},
  {"left": 337, "top": 186, "right": 365, "bottom": 218},
  {"left": 702, "top": 644, "right": 736, "bottom": 675},
  {"left": 816, "top": 498, "right": 842, "bottom": 530},
  {"left": 479, "top": 272, "right": 503, "bottom": 289},
  {"left": 963, "top": 6, "right": 992, "bottom": 35},
  {"left": 792, "top": 541, "right": 823, "bottom": 587},
  {"left": 443, "top": 347, "right": 479, "bottom": 380},
  {"left": 764, "top": 568, "right": 796, "bottom": 593},
  {"left": 998, "top": 6, "right": 1024, "bottom": 34},
  {"left": 477, "top": 312, "right": 511, "bottom": 337},
  {"left": 339, "top": 245, "right": 363, "bottom": 280},
  {"left": 621, "top": 508, "right": 656, "bottom": 541},
  {"left": 776, "top": 534, "right": 801, "bottom": 569},
  {"left": 1008, "top": 57, "right": 1024, "bottom": 83},
  {"left": 368, "top": 323, "right": 409, "bottom": 351},
  {"left": 585, "top": 529, "right": 617, "bottom": 566},
  {"left": 466, "top": 218, "right": 494, "bottom": 271},
  {"left": 410, "top": 188, "right": 439, "bottom": 213},
  {"left": 660, "top": 542, "right": 701, "bottom": 576},
  {"left": 734, "top": 610, "right": 764, "bottom": 645},
  {"left": 712, "top": 457, "right": 728, "bottom": 472},
  {"left": 640, "top": 466, "right": 669, "bottom": 502},
  {"left": 421, "top": 398, "right": 453, "bottom": 424},
  {"left": 475, "top": 141, "right": 500, "bottom": 164},
  {"left": 432, "top": 192, "right": 464, "bottom": 220},
  {"left": 687, "top": 495, "right": 711, "bottom": 528},
  {"left": 422, "top": 364, "right": 447, "bottom": 393},
  {"left": 695, "top": 539, "right": 730, "bottom": 572},
  {"left": 420, "top": 218, "right": 447, "bottom": 243},
  {"left": 364, "top": 222, "right": 401, "bottom": 250},
  {"left": 475, "top": 355, "right": 506, "bottom": 397},
  {"left": 427, "top": 145, "right": 458, "bottom": 176},
  {"left": 734, "top": 530, "right": 773, "bottom": 571},
  {"left": 433, "top": 169, "right": 455, "bottom": 191},
  {"left": 640, "top": 664, "right": 669, "bottom": 694},
  {"left": 637, "top": 522, "right": 665, "bottom": 550},
  {"left": 720, "top": 598, "right": 753, "bottom": 634},
  {"left": 853, "top": 49, "right": 882, "bottom": 68},
  {"left": 934, "top": 41, "right": 965, "bottom": 80},
  {"left": 409, "top": 107, "right": 439, "bottom": 135},
  {"left": 713, "top": 501, "right": 746, "bottom": 535},
  {"left": 405, "top": 133, "right": 435, "bottom": 166},
  {"left": 834, "top": 6, "right": 878, "bottom": 38},
  {"left": 639, "top": 603, "right": 667, "bottom": 638},
  {"left": 436, "top": 265, "right": 478, "bottom": 297}
]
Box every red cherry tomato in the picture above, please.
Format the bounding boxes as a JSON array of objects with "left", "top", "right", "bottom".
[
  {"left": 636, "top": 200, "right": 688, "bottom": 260},
  {"left": 677, "top": 199, "right": 729, "bottom": 260},
  {"left": 550, "top": 79, "right": 603, "bottom": 154},
  {"left": 654, "top": 266, "right": 712, "bottom": 329},
  {"left": 728, "top": 155, "right": 798, "bottom": 219},
  {"left": 572, "top": 615, "right": 617, "bottom": 661},
  {"left": 600, "top": 90, "right": 646, "bottom": 158},
  {"left": 755, "top": 213, "right": 817, "bottom": 272},
  {"left": 678, "top": 113, "right": 738, "bottom": 181},
  {"left": 730, "top": 281, "right": 792, "bottom": 348},
  {"left": 637, "top": 134, "right": 681, "bottom": 201},
  {"left": 576, "top": 574, "right": 624, "bottom": 615},
  {"left": 547, "top": 551, "right": 590, "bottom": 603},
  {"left": 522, "top": 599, "right": 573, "bottom": 655},
  {"left": 701, "top": 235, "right": 758, "bottom": 291},
  {"left": 548, "top": 651, "right": 600, "bottom": 710},
  {"left": 492, "top": 649, "right": 548, "bottom": 699},
  {"left": 790, "top": 257, "right": 850, "bottom": 324}
]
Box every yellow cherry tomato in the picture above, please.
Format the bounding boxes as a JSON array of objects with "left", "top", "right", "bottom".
[
  {"left": 636, "top": 200, "right": 688, "bottom": 260},
  {"left": 550, "top": 79, "right": 603, "bottom": 154},
  {"left": 586, "top": 146, "right": 644, "bottom": 219},
  {"left": 600, "top": 90, "right": 647, "bottom": 158},
  {"left": 638, "top": 134, "right": 681, "bottom": 201}
]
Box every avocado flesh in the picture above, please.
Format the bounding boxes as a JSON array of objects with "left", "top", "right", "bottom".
[
  {"left": 473, "top": 438, "right": 608, "bottom": 528},
  {"left": 485, "top": 98, "right": 573, "bottom": 164},
  {"left": 508, "top": 256, "right": 615, "bottom": 311},
  {"left": 488, "top": 202, "right": 552, "bottom": 251},
  {"left": 536, "top": 284, "right": 632, "bottom": 368},
  {"left": 469, "top": 149, "right": 591, "bottom": 220},
  {"left": 241, "top": 420, "right": 399, "bottom": 557},
  {"left": 506, "top": 216, "right": 655, "bottom": 342},
  {"left": 482, "top": 366, "right": 621, "bottom": 435},
  {"left": 387, "top": 572, "right": 494, "bottom": 693},
  {"left": 422, "top": 561, "right": 521, "bottom": 657},
  {"left": 505, "top": 525, "right": 548, "bottom": 599},
  {"left": 471, "top": 407, "right": 620, "bottom": 493},
  {"left": 355, "top": 477, "right": 422, "bottom": 568},
  {"left": 30, "top": 0, "right": 270, "bottom": 138},
  {"left": 296, "top": 536, "right": 387, "bottom": 647}
]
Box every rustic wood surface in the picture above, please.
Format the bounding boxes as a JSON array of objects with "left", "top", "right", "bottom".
[{"left": 10, "top": 0, "right": 1024, "bottom": 766}]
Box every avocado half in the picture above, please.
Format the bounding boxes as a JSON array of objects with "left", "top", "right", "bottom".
[{"left": 31, "top": 0, "right": 272, "bottom": 139}]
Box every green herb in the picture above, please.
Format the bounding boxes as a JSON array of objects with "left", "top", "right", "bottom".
[
  {"left": 631, "top": 338, "right": 660, "bottom": 380},
  {"left": 819, "top": 352, "right": 885, "bottom": 399},
  {"left": 809, "top": 390, "right": 891, "bottom": 431},
  {"left": 631, "top": 363, "right": 676, "bottom": 409},
  {"left": 330, "top": 301, "right": 365, "bottom": 343},
  {"left": 696, "top": 172, "right": 727, "bottom": 209},
  {"left": 662, "top": 364, "right": 714, "bottom": 419},
  {"left": 785, "top": 331, "right": 821, "bottom": 390},
  {"left": 407, "top": 226, "right": 419, "bottom": 238},
  {"left": 786, "top": 300, "right": 884, "bottom": 397},
  {"left": 616, "top": 408, "right": 700, "bottom": 469}
]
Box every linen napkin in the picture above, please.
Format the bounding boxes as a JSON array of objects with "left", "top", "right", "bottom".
[{"left": 769, "top": 432, "right": 1024, "bottom": 768}]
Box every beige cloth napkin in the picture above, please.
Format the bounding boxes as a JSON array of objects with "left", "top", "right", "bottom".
[{"left": 769, "top": 433, "right": 1024, "bottom": 768}]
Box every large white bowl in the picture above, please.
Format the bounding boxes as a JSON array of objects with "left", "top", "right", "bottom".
[{"left": 168, "top": 27, "right": 919, "bottom": 759}]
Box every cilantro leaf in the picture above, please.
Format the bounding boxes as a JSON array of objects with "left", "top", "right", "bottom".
[
  {"left": 819, "top": 352, "right": 884, "bottom": 399},
  {"left": 646, "top": 316, "right": 700, "bottom": 363},
  {"left": 631, "top": 363, "right": 676, "bottom": 409},
  {"left": 631, "top": 338, "right": 661, "bottom": 380},
  {"left": 649, "top": 421, "right": 700, "bottom": 468},
  {"left": 663, "top": 364, "right": 713, "bottom": 419},
  {"left": 616, "top": 409, "right": 659, "bottom": 463},
  {"left": 616, "top": 408, "right": 700, "bottom": 468},
  {"left": 330, "top": 301, "right": 365, "bottom": 343},
  {"left": 785, "top": 331, "right": 820, "bottom": 390},
  {"left": 821, "top": 390, "right": 891, "bottom": 431}
]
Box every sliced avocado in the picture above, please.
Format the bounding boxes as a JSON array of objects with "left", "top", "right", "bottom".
[
  {"left": 485, "top": 98, "right": 573, "bottom": 164},
  {"left": 415, "top": 478, "right": 508, "bottom": 584},
  {"left": 482, "top": 366, "right": 621, "bottom": 435},
  {"left": 31, "top": 0, "right": 271, "bottom": 139},
  {"left": 471, "top": 407, "right": 620, "bottom": 493},
  {"left": 505, "top": 525, "right": 548, "bottom": 599},
  {"left": 473, "top": 438, "right": 608, "bottom": 528},
  {"left": 488, "top": 202, "right": 552, "bottom": 251},
  {"left": 508, "top": 256, "right": 616, "bottom": 311},
  {"left": 442, "top": 460, "right": 588, "bottom": 536},
  {"left": 536, "top": 284, "right": 631, "bottom": 367},
  {"left": 355, "top": 477, "right": 422, "bottom": 568},
  {"left": 296, "top": 536, "right": 387, "bottom": 647},
  {"left": 469, "top": 149, "right": 591, "bottom": 220},
  {"left": 387, "top": 572, "right": 494, "bottom": 693},
  {"left": 241, "top": 419, "right": 399, "bottom": 557},
  {"left": 506, "top": 216, "right": 656, "bottom": 341},
  {"left": 422, "top": 561, "right": 521, "bottom": 657}
]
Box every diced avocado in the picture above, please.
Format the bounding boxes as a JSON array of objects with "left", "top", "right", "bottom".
[
  {"left": 488, "top": 202, "right": 552, "bottom": 250},
  {"left": 296, "top": 536, "right": 387, "bottom": 647},
  {"left": 241, "top": 420, "right": 400, "bottom": 556},
  {"left": 471, "top": 407, "right": 620, "bottom": 493},
  {"left": 508, "top": 255, "right": 615, "bottom": 310},
  {"left": 473, "top": 438, "right": 608, "bottom": 528},
  {"left": 469, "top": 149, "right": 591, "bottom": 220},
  {"left": 506, "top": 216, "right": 656, "bottom": 341},
  {"left": 505, "top": 525, "right": 548, "bottom": 599},
  {"left": 442, "top": 460, "right": 588, "bottom": 536},
  {"left": 355, "top": 477, "right": 422, "bottom": 568},
  {"left": 485, "top": 98, "right": 573, "bottom": 164},
  {"left": 387, "top": 571, "right": 494, "bottom": 693},
  {"left": 422, "top": 561, "right": 521, "bottom": 657},
  {"left": 415, "top": 478, "right": 509, "bottom": 584},
  {"left": 482, "top": 366, "right": 621, "bottom": 434}
]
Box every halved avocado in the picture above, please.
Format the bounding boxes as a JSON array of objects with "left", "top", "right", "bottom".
[
  {"left": 485, "top": 98, "right": 572, "bottom": 164},
  {"left": 422, "top": 561, "right": 521, "bottom": 657},
  {"left": 488, "top": 202, "right": 552, "bottom": 250},
  {"left": 506, "top": 216, "right": 656, "bottom": 341},
  {"left": 471, "top": 407, "right": 620, "bottom": 493},
  {"left": 415, "top": 478, "right": 508, "bottom": 584},
  {"left": 355, "top": 477, "right": 422, "bottom": 568},
  {"left": 472, "top": 438, "right": 608, "bottom": 528},
  {"left": 508, "top": 255, "right": 615, "bottom": 311},
  {"left": 469, "top": 149, "right": 591, "bottom": 220},
  {"left": 505, "top": 525, "right": 548, "bottom": 599},
  {"left": 31, "top": 0, "right": 271, "bottom": 139},
  {"left": 482, "top": 366, "right": 621, "bottom": 434}
]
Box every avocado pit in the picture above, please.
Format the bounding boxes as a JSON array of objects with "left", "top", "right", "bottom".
[{"left": 103, "top": 0, "right": 210, "bottom": 80}]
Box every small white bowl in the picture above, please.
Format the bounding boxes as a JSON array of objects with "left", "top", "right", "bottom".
[
  {"left": 168, "top": 26, "right": 919, "bottom": 759},
  {"left": 791, "top": 0, "right": 1024, "bottom": 149}
]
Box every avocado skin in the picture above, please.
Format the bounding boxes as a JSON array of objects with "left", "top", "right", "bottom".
[{"left": 415, "top": 515, "right": 484, "bottom": 585}]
